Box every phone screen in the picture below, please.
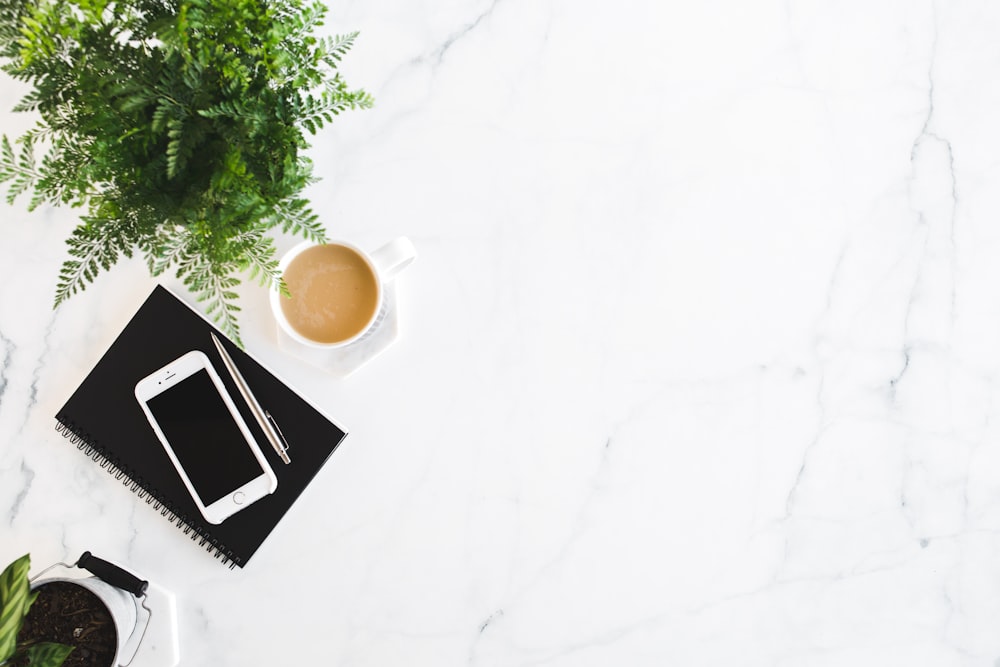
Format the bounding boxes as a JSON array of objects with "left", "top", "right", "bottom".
[{"left": 146, "top": 369, "right": 265, "bottom": 505}]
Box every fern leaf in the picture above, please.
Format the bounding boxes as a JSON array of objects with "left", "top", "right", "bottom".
[
  {"left": 32, "top": 139, "right": 94, "bottom": 209},
  {"left": 183, "top": 260, "right": 244, "bottom": 346},
  {"left": 231, "top": 228, "right": 280, "bottom": 287},
  {"left": 0, "top": 135, "right": 39, "bottom": 204},
  {"left": 165, "top": 117, "right": 185, "bottom": 178},
  {"left": 145, "top": 224, "right": 191, "bottom": 275},
  {"left": 0, "top": 135, "right": 16, "bottom": 180},
  {"left": 319, "top": 32, "right": 359, "bottom": 66},
  {"left": 54, "top": 217, "right": 131, "bottom": 307},
  {"left": 271, "top": 197, "right": 326, "bottom": 243},
  {"left": 11, "top": 88, "right": 42, "bottom": 112}
]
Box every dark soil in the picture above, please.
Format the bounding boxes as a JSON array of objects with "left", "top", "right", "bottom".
[{"left": 13, "top": 581, "right": 118, "bottom": 667}]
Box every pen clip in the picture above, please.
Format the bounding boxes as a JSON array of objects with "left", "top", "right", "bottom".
[{"left": 265, "top": 410, "right": 291, "bottom": 456}]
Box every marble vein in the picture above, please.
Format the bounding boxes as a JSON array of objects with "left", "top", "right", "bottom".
[
  {"left": 19, "top": 312, "right": 57, "bottom": 432},
  {"left": 7, "top": 459, "right": 34, "bottom": 526},
  {"left": 477, "top": 608, "right": 503, "bottom": 634},
  {"left": 908, "top": 4, "right": 959, "bottom": 327},
  {"left": 430, "top": 0, "right": 501, "bottom": 66},
  {"left": 0, "top": 330, "right": 13, "bottom": 407}
]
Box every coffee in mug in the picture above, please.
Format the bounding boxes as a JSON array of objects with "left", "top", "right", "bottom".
[
  {"left": 270, "top": 238, "right": 417, "bottom": 350},
  {"left": 279, "top": 244, "right": 379, "bottom": 344}
]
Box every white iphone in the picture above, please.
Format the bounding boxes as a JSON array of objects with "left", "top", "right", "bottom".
[{"left": 135, "top": 350, "right": 278, "bottom": 524}]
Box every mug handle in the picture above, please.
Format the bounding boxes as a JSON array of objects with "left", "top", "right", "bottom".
[{"left": 370, "top": 236, "right": 417, "bottom": 282}]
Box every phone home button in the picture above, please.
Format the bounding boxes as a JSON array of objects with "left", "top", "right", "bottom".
[{"left": 233, "top": 491, "right": 246, "bottom": 505}]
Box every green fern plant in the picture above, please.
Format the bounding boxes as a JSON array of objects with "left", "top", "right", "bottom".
[
  {"left": 0, "top": 0, "right": 372, "bottom": 344},
  {"left": 0, "top": 555, "right": 73, "bottom": 667}
]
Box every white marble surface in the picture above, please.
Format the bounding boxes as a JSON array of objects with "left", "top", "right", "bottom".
[{"left": 4, "top": 1, "right": 1000, "bottom": 664}]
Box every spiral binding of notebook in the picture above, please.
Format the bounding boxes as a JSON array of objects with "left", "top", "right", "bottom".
[{"left": 55, "top": 420, "right": 239, "bottom": 568}]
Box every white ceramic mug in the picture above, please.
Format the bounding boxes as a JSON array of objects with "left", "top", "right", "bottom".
[{"left": 270, "top": 237, "right": 417, "bottom": 349}]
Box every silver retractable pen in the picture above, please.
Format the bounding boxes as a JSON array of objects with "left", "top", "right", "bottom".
[{"left": 211, "top": 333, "right": 292, "bottom": 464}]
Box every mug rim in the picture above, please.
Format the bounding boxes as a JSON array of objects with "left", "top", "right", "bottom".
[{"left": 269, "top": 240, "right": 384, "bottom": 349}]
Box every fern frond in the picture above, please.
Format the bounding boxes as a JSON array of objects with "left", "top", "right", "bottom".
[
  {"left": 182, "top": 259, "right": 244, "bottom": 346},
  {"left": 319, "top": 32, "right": 358, "bottom": 67},
  {"left": 271, "top": 197, "right": 326, "bottom": 243},
  {"left": 295, "top": 82, "right": 372, "bottom": 134},
  {"left": 0, "top": 135, "right": 39, "bottom": 204},
  {"left": 54, "top": 216, "right": 133, "bottom": 307},
  {"left": 231, "top": 228, "right": 280, "bottom": 287},
  {"left": 20, "top": 121, "right": 56, "bottom": 145},
  {"left": 144, "top": 224, "right": 191, "bottom": 275},
  {"left": 32, "top": 138, "right": 97, "bottom": 208},
  {"left": 165, "top": 117, "right": 187, "bottom": 178},
  {"left": 275, "top": 0, "right": 325, "bottom": 45},
  {"left": 11, "top": 88, "right": 42, "bottom": 112},
  {"left": 196, "top": 100, "right": 241, "bottom": 120}
]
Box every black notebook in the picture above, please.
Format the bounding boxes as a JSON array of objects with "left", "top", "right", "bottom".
[{"left": 55, "top": 285, "right": 348, "bottom": 568}]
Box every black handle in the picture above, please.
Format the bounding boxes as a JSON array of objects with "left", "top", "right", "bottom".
[{"left": 76, "top": 552, "right": 148, "bottom": 598}]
